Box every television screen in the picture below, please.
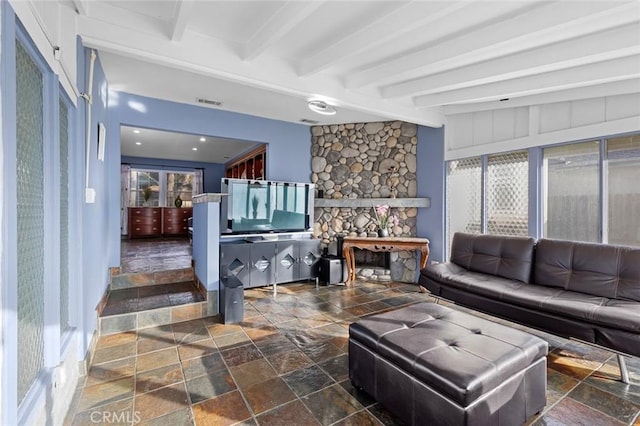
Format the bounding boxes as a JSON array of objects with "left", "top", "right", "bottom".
[{"left": 221, "top": 179, "right": 313, "bottom": 234}]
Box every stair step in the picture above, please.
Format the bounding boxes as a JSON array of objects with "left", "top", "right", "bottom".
[
  {"left": 110, "top": 267, "right": 194, "bottom": 290},
  {"left": 98, "top": 281, "right": 213, "bottom": 335}
]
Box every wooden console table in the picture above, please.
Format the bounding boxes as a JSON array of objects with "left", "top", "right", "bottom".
[{"left": 342, "top": 236, "right": 430, "bottom": 285}]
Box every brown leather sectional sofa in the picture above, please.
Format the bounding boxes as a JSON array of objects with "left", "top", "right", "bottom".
[{"left": 420, "top": 233, "right": 640, "bottom": 362}]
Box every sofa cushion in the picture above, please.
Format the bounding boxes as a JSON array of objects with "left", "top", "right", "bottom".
[
  {"left": 427, "top": 261, "right": 640, "bottom": 334},
  {"left": 450, "top": 233, "right": 535, "bottom": 283},
  {"left": 534, "top": 239, "right": 640, "bottom": 302}
]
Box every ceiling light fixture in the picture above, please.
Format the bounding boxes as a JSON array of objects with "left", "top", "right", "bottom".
[
  {"left": 308, "top": 99, "right": 336, "bottom": 116},
  {"left": 135, "top": 141, "right": 142, "bottom": 145},
  {"left": 192, "top": 147, "right": 198, "bottom": 151},
  {"left": 133, "top": 129, "right": 141, "bottom": 134},
  {"left": 199, "top": 137, "right": 206, "bottom": 142}
]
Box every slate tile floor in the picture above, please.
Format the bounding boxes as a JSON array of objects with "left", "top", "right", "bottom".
[
  {"left": 120, "top": 238, "right": 192, "bottom": 273},
  {"left": 102, "top": 282, "right": 205, "bottom": 316},
  {"left": 66, "top": 281, "right": 640, "bottom": 425}
]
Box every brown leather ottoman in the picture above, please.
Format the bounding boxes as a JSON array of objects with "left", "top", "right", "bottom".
[{"left": 349, "top": 302, "right": 548, "bottom": 425}]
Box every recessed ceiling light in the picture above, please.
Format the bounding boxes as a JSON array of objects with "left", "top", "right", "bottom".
[
  {"left": 133, "top": 129, "right": 141, "bottom": 134},
  {"left": 135, "top": 141, "right": 142, "bottom": 145},
  {"left": 308, "top": 99, "right": 336, "bottom": 116},
  {"left": 199, "top": 137, "right": 206, "bottom": 142},
  {"left": 192, "top": 147, "right": 198, "bottom": 151}
]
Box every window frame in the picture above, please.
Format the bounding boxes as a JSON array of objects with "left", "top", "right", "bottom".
[
  {"left": 444, "top": 131, "right": 640, "bottom": 259},
  {"left": 128, "top": 167, "right": 195, "bottom": 207}
]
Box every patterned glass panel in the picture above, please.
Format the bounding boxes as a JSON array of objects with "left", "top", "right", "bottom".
[
  {"left": 607, "top": 134, "right": 640, "bottom": 247},
  {"left": 228, "top": 258, "right": 245, "bottom": 276},
  {"left": 16, "top": 40, "right": 45, "bottom": 403},
  {"left": 280, "top": 254, "right": 296, "bottom": 269},
  {"left": 60, "top": 97, "right": 70, "bottom": 334},
  {"left": 487, "top": 151, "right": 529, "bottom": 236},
  {"left": 446, "top": 157, "right": 482, "bottom": 256},
  {"left": 254, "top": 257, "right": 271, "bottom": 272},
  {"left": 543, "top": 141, "right": 599, "bottom": 242},
  {"left": 303, "top": 251, "right": 317, "bottom": 266}
]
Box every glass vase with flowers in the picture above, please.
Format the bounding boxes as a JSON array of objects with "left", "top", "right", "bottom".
[{"left": 373, "top": 204, "right": 398, "bottom": 237}]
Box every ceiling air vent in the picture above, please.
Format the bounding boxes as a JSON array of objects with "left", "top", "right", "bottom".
[
  {"left": 196, "top": 98, "right": 223, "bottom": 107},
  {"left": 300, "top": 118, "right": 319, "bottom": 124}
]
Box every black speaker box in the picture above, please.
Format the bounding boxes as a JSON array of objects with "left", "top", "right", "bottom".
[
  {"left": 319, "top": 256, "right": 347, "bottom": 285},
  {"left": 220, "top": 276, "right": 244, "bottom": 324}
]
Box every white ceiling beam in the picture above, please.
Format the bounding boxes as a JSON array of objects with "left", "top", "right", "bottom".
[
  {"left": 297, "top": 1, "right": 468, "bottom": 77},
  {"left": 242, "top": 0, "right": 325, "bottom": 62},
  {"left": 72, "top": 0, "right": 89, "bottom": 16},
  {"left": 169, "top": 0, "right": 194, "bottom": 42},
  {"left": 346, "top": 2, "right": 640, "bottom": 89},
  {"left": 80, "top": 1, "right": 168, "bottom": 36},
  {"left": 383, "top": 24, "right": 640, "bottom": 99},
  {"left": 443, "top": 79, "right": 640, "bottom": 115},
  {"left": 414, "top": 55, "right": 640, "bottom": 108},
  {"left": 77, "top": 15, "right": 444, "bottom": 127}
]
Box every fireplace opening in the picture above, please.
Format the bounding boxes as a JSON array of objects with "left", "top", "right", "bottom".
[{"left": 354, "top": 248, "right": 390, "bottom": 269}]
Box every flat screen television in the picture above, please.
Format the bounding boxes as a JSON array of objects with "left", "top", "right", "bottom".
[{"left": 220, "top": 178, "right": 314, "bottom": 234}]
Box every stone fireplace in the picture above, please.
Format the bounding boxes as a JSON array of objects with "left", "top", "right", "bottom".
[{"left": 310, "top": 120, "right": 428, "bottom": 282}]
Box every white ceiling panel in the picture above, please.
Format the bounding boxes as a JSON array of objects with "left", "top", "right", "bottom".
[
  {"left": 120, "top": 125, "right": 261, "bottom": 164},
  {"left": 70, "top": 0, "right": 639, "bottom": 130}
]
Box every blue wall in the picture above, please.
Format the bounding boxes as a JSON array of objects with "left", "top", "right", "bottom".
[
  {"left": 121, "top": 156, "right": 226, "bottom": 193},
  {"left": 80, "top": 47, "right": 111, "bottom": 347},
  {"left": 417, "top": 125, "right": 446, "bottom": 263},
  {"left": 105, "top": 90, "right": 311, "bottom": 267}
]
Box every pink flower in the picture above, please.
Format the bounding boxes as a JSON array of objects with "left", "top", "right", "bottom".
[{"left": 373, "top": 204, "right": 395, "bottom": 229}]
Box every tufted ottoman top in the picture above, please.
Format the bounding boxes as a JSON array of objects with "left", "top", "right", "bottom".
[{"left": 349, "top": 302, "right": 548, "bottom": 406}]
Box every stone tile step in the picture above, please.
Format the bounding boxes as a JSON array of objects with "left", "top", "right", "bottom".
[
  {"left": 98, "top": 300, "right": 214, "bottom": 336},
  {"left": 101, "top": 281, "right": 205, "bottom": 317},
  {"left": 110, "top": 267, "right": 194, "bottom": 290}
]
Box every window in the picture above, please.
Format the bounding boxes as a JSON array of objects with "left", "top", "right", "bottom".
[
  {"left": 446, "top": 158, "right": 482, "bottom": 243},
  {"left": 59, "top": 96, "right": 71, "bottom": 335},
  {"left": 129, "top": 169, "right": 194, "bottom": 207},
  {"left": 445, "top": 150, "right": 528, "bottom": 256},
  {"left": 16, "top": 38, "right": 45, "bottom": 404},
  {"left": 607, "top": 135, "right": 640, "bottom": 247},
  {"left": 540, "top": 133, "right": 640, "bottom": 247},
  {"left": 487, "top": 151, "right": 529, "bottom": 236},
  {"left": 166, "top": 172, "right": 193, "bottom": 207},
  {"left": 129, "top": 170, "right": 160, "bottom": 206},
  {"left": 543, "top": 141, "right": 600, "bottom": 242}
]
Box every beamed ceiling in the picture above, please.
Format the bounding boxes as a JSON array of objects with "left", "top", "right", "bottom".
[{"left": 71, "top": 0, "right": 640, "bottom": 128}]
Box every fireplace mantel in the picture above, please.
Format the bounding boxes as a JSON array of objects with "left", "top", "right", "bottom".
[{"left": 314, "top": 197, "right": 430, "bottom": 209}]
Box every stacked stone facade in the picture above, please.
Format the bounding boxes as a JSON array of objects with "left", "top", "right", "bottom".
[{"left": 310, "top": 121, "right": 419, "bottom": 282}]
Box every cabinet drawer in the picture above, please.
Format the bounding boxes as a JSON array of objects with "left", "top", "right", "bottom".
[
  {"left": 163, "top": 208, "right": 192, "bottom": 219},
  {"left": 131, "top": 216, "right": 160, "bottom": 226},
  {"left": 130, "top": 224, "right": 161, "bottom": 235},
  {"left": 163, "top": 224, "right": 188, "bottom": 235},
  {"left": 129, "top": 207, "right": 161, "bottom": 217}
]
